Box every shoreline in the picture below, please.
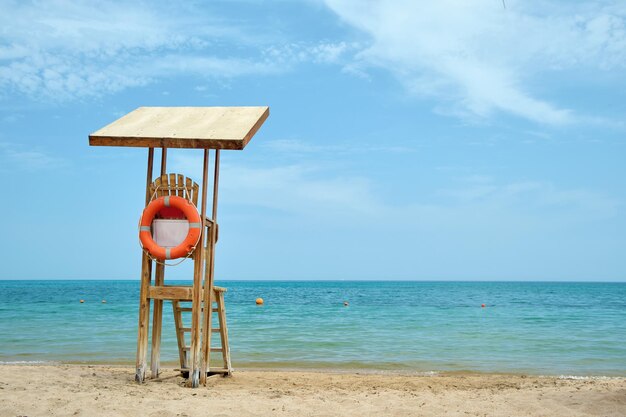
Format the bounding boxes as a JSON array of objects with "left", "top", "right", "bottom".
[
  {"left": 2, "top": 361, "right": 625, "bottom": 379},
  {"left": 1, "top": 364, "right": 625, "bottom": 416}
]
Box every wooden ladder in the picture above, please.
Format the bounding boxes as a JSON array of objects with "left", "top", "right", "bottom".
[{"left": 172, "top": 286, "right": 232, "bottom": 377}]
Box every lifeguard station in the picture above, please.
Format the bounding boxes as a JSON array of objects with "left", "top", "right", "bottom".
[{"left": 89, "top": 106, "right": 269, "bottom": 387}]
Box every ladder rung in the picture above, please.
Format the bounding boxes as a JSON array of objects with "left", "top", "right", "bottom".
[
  {"left": 207, "top": 368, "right": 230, "bottom": 374},
  {"left": 182, "top": 347, "right": 222, "bottom": 351},
  {"left": 176, "top": 367, "right": 230, "bottom": 374},
  {"left": 180, "top": 327, "right": 220, "bottom": 332},
  {"left": 178, "top": 307, "right": 204, "bottom": 312},
  {"left": 178, "top": 307, "right": 220, "bottom": 312}
]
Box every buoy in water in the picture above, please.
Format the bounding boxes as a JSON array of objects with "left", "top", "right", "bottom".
[
  {"left": 481, "top": 304, "right": 486, "bottom": 308},
  {"left": 80, "top": 299, "right": 85, "bottom": 303},
  {"left": 256, "top": 298, "right": 264, "bottom": 305},
  {"left": 343, "top": 301, "right": 349, "bottom": 307},
  {"left": 102, "top": 300, "right": 107, "bottom": 304}
]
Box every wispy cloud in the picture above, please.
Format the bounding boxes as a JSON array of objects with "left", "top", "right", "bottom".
[
  {"left": 438, "top": 176, "right": 618, "bottom": 219},
  {"left": 169, "top": 153, "right": 381, "bottom": 217},
  {"left": 0, "top": 1, "right": 351, "bottom": 101},
  {"left": 170, "top": 151, "right": 618, "bottom": 229},
  {"left": 324, "top": 0, "right": 626, "bottom": 125},
  {"left": 0, "top": 1, "right": 265, "bottom": 100},
  {"left": 261, "top": 138, "right": 416, "bottom": 154},
  {"left": 263, "top": 41, "right": 359, "bottom": 65},
  {"left": 0, "top": 142, "right": 66, "bottom": 171}
]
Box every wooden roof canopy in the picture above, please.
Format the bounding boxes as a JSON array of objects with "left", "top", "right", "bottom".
[{"left": 89, "top": 106, "right": 269, "bottom": 150}]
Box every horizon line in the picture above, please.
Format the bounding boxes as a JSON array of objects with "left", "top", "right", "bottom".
[{"left": 1, "top": 278, "right": 625, "bottom": 283}]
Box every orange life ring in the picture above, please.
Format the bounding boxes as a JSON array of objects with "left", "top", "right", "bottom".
[{"left": 139, "top": 195, "right": 202, "bottom": 260}]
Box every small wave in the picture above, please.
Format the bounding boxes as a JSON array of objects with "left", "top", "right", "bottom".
[
  {"left": 0, "top": 360, "right": 55, "bottom": 365},
  {"left": 414, "top": 371, "right": 439, "bottom": 376},
  {"left": 557, "top": 375, "right": 620, "bottom": 380}
]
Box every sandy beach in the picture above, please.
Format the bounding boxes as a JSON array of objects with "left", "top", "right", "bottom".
[{"left": 0, "top": 365, "right": 624, "bottom": 417}]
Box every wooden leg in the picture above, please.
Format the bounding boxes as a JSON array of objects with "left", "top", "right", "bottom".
[
  {"left": 217, "top": 290, "right": 232, "bottom": 374},
  {"left": 172, "top": 301, "right": 187, "bottom": 370},
  {"left": 150, "top": 263, "right": 165, "bottom": 378},
  {"left": 189, "top": 150, "right": 210, "bottom": 387},
  {"left": 135, "top": 254, "right": 152, "bottom": 383},
  {"left": 200, "top": 236, "right": 215, "bottom": 383},
  {"left": 136, "top": 147, "right": 154, "bottom": 383},
  {"left": 201, "top": 150, "right": 220, "bottom": 384},
  {"left": 151, "top": 146, "right": 168, "bottom": 378},
  {"left": 189, "top": 245, "right": 203, "bottom": 388}
]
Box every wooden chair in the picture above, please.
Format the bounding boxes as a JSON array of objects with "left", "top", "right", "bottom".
[
  {"left": 147, "top": 173, "right": 232, "bottom": 378},
  {"left": 150, "top": 173, "right": 200, "bottom": 206}
]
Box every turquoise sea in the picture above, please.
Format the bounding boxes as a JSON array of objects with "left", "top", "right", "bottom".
[{"left": 0, "top": 280, "right": 624, "bottom": 376}]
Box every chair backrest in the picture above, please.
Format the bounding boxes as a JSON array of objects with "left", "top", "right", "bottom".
[{"left": 149, "top": 173, "right": 200, "bottom": 206}]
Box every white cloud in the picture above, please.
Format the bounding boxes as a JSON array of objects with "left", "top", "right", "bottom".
[
  {"left": 438, "top": 177, "right": 618, "bottom": 219},
  {"left": 262, "top": 139, "right": 333, "bottom": 153},
  {"left": 154, "top": 55, "right": 280, "bottom": 78},
  {"left": 0, "top": 142, "right": 66, "bottom": 171},
  {"left": 324, "top": 0, "right": 626, "bottom": 124},
  {"left": 0, "top": 1, "right": 347, "bottom": 101},
  {"left": 223, "top": 163, "right": 381, "bottom": 217},
  {"left": 261, "top": 138, "right": 416, "bottom": 154},
  {"left": 263, "top": 41, "right": 359, "bottom": 65},
  {"left": 169, "top": 153, "right": 381, "bottom": 217},
  {"left": 170, "top": 151, "right": 617, "bottom": 230},
  {"left": 0, "top": 1, "right": 197, "bottom": 99}
]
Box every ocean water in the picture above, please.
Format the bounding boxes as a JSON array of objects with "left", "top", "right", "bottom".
[{"left": 0, "top": 280, "right": 624, "bottom": 376}]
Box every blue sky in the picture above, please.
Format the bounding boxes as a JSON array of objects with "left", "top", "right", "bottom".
[{"left": 0, "top": 0, "right": 624, "bottom": 281}]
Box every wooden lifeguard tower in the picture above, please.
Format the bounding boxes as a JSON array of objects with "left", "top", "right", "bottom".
[{"left": 89, "top": 106, "right": 269, "bottom": 387}]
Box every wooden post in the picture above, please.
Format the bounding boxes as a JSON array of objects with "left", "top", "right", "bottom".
[
  {"left": 216, "top": 290, "right": 232, "bottom": 373},
  {"left": 172, "top": 300, "right": 188, "bottom": 369},
  {"left": 150, "top": 147, "right": 167, "bottom": 378},
  {"left": 188, "top": 149, "right": 210, "bottom": 388},
  {"left": 136, "top": 147, "right": 154, "bottom": 383},
  {"left": 160, "top": 147, "right": 167, "bottom": 175},
  {"left": 201, "top": 149, "right": 220, "bottom": 384}
]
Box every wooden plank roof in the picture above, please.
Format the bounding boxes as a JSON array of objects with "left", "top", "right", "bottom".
[{"left": 89, "top": 106, "right": 269, "bottom": 150}]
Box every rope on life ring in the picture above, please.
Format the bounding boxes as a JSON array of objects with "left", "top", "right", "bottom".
[{"left": 139, "top": 195, "right": 202, "bottom": 261}]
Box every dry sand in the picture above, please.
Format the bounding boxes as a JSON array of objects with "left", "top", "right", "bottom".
[{"left": 0, "top": 365, "right": 624, "bottom": 417}]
